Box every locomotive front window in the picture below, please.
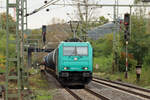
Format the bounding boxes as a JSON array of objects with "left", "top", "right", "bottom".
[
  {"left": 63, "top": 47, "right": 76, "bottom": 56},
  {"left": 77, "top": 47, "right": 88, "bottom": 56}
]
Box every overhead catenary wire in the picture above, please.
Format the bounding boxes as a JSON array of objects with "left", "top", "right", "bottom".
[{"left": 26, "top": 0, "right": 60, "bottom": 16}]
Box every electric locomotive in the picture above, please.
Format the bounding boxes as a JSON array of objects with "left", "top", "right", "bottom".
[{"left": 44, "top": 41, "right": 93, "bottom": 86}]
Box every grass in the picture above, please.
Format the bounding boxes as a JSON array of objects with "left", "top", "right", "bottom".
[
  {"left": 0, "top": 68, "right": 53, "bottom": 100},
  {"left": 35, "top": 90, "right": 52, "bottom": 100},
  {"left": 93, "top": 57, "right": 150, "bottom": 89},
  {"left": 29, "top": 69, "right": 53, "bottom": 100},
  {"left": 93, "top": 55, "right": 113, "bottom": 73},
  {"left": 0, "top": 65, "right": 5, "bottom": 74}
]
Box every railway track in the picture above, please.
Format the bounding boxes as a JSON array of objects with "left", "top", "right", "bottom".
[
  {"left": 65, "top": 87, "right": 110, "bottom": 100},
  {"left": 84, "top": 88, "right": 110, "bottom": 100},
  {"left": 43, "top": 70, "right": 111, "bottom": 100},
  {"left": 64, "top": 88, "right": 82, "bottom": 100},
  {"left": 93, "top": 77, "right": 150, "bottom": 100}
]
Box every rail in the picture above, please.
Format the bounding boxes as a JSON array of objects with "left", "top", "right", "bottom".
[{"left": 93, "top": 77, "right": 150, "bottom": 99}]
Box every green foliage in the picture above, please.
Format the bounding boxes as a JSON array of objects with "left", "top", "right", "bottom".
[
  {"left": 143, "top": 51, "right": 150, "bottom": 65},
  {"left": 0, "top": 29, "right": 6, "bottom": 54},
  {"left": 134, "top": 0, "right": 141, "bottom": 4},
  {"left": 29, "top": 69, "right": 53, "bottom": 100},
  {"left": 89, "top": 33, "right": 113, "bottom": 73},
  {"left": 36, "top": 90, "right": 52, "bottom": 100},
  {"left": 95, "top": 67, "right": 150, "bottom": 88},
  {"left": 88, "top": 16, "right": 109, "bottom": 29},
  {"left": 130, "top": 15, "right": 149, "bottom": 63},
  {"left": 93, "top": 54, "right": 113, "bottom": 73},
  {"left": 118, "top": 57, "right": 137, "bottom": 72},
  {"left": 0, "top": 30, "right": 16, "bottom": 56},
  {"left": 91, "top": 33, "right": 113, "bottom": 57},
  {"left": 0, "top": 54, "right": 6, "bottom": 73},
  {"left": 0, "top": 13, "right": 16, "bottom": 34},
  {"left": 0, "top": 13, "right": 16, "bottom": 69},
  {"left": 97, "top": 16, "right": 109, "bottom": 26}
]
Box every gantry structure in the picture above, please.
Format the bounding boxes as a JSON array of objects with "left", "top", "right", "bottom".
[{"left": 6, "top": 0, "right": 28, "bottom": 100}]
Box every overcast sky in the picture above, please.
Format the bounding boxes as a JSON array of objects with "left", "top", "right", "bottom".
[{"left": 0, "top": 0, "right": 135, "bottom": 29}]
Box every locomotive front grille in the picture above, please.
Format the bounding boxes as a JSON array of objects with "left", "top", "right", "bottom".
[
  {"left": 59, "top": 71, "right": 92, "bottom": 85},
  {"left": 59, "top": 71, "right": 92, "bottom": 78}
]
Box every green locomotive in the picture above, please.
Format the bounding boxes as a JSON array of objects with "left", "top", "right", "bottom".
[{"left": 44, "top": 41, "right": 93, "bottom": 86}]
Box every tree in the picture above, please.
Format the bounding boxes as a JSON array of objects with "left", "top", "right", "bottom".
[
  {"left": 89, "top": 16, "right": 109, "bottom": 28},
  {"left": 134, "top": 0, "right": 141, "bottom": 4},
  {"left": 91, "top": 33, "right": 113, "bottom": 57},
  {"left": 71, "top": 0, "right": 101, "bottom": 38},
  {"left": 0, "top": 13, "right": 16, "bottom": 64},
  {"left": 0, "top": 13, "right": 16, "bottom": 34}
]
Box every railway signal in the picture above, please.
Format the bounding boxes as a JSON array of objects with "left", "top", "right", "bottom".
[
  {"left": 124, "top": 13, "right": 130, "bottom": 41},
  {"left": 42, "top": 25, "right": 47, "bottom": 45},
  {"left": 46, "top": 9, "right": 50, "bottom": 12},
  {"left": 124, "top": 13, "right": 130, "bottom": 79},
  {"left": 44, "top": 1, "right": 48, "bottom": 4}
]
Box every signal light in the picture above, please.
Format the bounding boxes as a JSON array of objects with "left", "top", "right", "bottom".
[
  {"left": 124, "top": 22, "right": 128, "bottom": 25},
  {"left": 44, "top": 1, "right": 48, "bottom": 4},
  {"left": 42, "top": 25, "right": 46, "bottom": 33},
  {"left": 42, "top": 25, "right": 46, "bottom": 44},
  {"left": 124, "top": 13, "right": 130, "bottom": 41},
  {"left": 46, "top": 9, "right": 49, "bottom": 12},
  {"left": 124, "top": 13, "right": 130, "bottom": 26}
]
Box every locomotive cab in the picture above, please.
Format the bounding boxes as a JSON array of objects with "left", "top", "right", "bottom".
[{"left": 57, "top": 42, "right": 93, "bottom": 85}]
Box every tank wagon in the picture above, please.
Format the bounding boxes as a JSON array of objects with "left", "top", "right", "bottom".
[{"left": 44, "top": 41, "right": 93, "bottom": 86}]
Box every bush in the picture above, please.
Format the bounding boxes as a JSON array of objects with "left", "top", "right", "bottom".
[
  {"left": 143, "top": 52, "right": 150, "bottom": 66},
  {"left": 93, "top": 54, "right": 113, "bottom": 73},
  {"left": 118, "top": 57, "right": 137, "bottom": 72}
]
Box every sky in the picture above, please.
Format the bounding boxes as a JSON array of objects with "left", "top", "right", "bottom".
[{"left": 0, "top": 0, "right": 135, "bottom": 29}]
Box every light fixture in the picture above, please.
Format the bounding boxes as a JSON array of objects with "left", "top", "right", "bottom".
[
  {"left": 74, "top": 57, "right": 78, "bottom": 61},
  {"left": 83, "top": 67, "right": 88, "bottom": 70},
  {"left": 64, "top": 67, "right": 69, "bottom": 70}
]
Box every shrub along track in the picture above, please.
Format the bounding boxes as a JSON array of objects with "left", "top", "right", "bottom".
[{"left": 93, "top": 77, "right": 150, "bottom": 100}]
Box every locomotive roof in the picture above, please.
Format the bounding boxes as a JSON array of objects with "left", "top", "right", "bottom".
[{"left": 59, "top": 42, "right": 91, "bottom": 47}]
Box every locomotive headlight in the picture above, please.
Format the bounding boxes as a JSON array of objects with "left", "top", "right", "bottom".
[
  {"left": 83, "top": 67, "right": 88, "bottom": 70},
  {"left": 64, "top": 67, "right": 68, "bottom": 70},
  {"left": 74, "top": 57, "right": 78, "bottom": 61}
]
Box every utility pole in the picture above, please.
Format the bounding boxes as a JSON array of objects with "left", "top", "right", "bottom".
[
  {"left": 0, "top": 13, "right": 1, "bottom": 29},
  {"left": 125, "top": 41, "right": 128, "bottom": 79},
  {"left": 0, "top": 0, "right": 2, "bottom": 29},
  {"left": 84, "top": 0, "right": 88, "bottom": 41},
  {"left": 112, "top": 0, "right": 119, "bottom": 73},
  {"left": 124, "top": 13, "right": 130, "bottom": 79}
]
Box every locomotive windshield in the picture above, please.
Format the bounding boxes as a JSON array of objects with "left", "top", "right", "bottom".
[
  {"left": 76, "top": 47, "right": 88, "bottom": 56},
  {"left": 63, "top": 46, "right": 88, "bottom": 56},
  {"left": 63, "top": 47, "right": 76, "bottom": 56}
]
